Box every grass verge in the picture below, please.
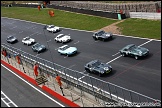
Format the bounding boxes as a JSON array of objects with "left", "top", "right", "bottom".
[{"left": 1, "top": 6, "right": 161, "bottom": 39}]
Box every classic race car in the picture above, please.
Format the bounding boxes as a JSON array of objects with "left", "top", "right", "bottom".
[
  {"left": 58, "top": 45, "right": 77, "bottom": 56},
  {"left": 46, "top": 25, "right": 60, "bottom": 33},
  {"left": 22, "top": 36, "right": 35, "bottom": 46},
  {"left": 93, "top": 30, "right": 113, "bottom": 41},
  {"left": 119, "top": 44, "right": 149, "bottom": 60},
  {"left": 54, "top": 34, "right": 71, "bottom": 43},
  {"left": 84, "top": 60, "right": 112, "bottom": 77}
]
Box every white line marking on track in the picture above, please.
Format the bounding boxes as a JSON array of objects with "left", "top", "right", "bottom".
[
  {"left": 74, "top": 41, "right": 79, "bottom": 44},
  {"left": 10, "top": 26, "right": 17, "bottom": 29},
  {"left": 28, "top": 32, "right": 39, "bottom": 37},
  {"left": 68, "top": 64, "right": 76, "bottom": 68},
  {"left": 32, "top": 27, "right": 37, "bottom": 29},
  {"left": 36, "top": 32, "right": 42, "bottom": 35},
  {"left": 1, "top": 64, "right": 65, "bottom": 107},
  {"left": 78, "top": 73, "right": 89, "bottom": 80},
  {"left": 112, "top": 52, "right": 120, "bottom": 56},
  {"left": 47, "top": 40, "right": 51, "bottom": 43},
  {"left": 1, "top": 91, "right": 18, "bottom": 107},
  {"left": 106, "top": 55, "right": 122, "bottom": 64},
  {"left": 35, "top": 54, "right": 40, "bottom": 56},
  {"left": 78, "top": 76, "right": 85, "bottom": 80},
  {"left": 107, "top": 39, "right": 154, "bottom": 64},
  {"left": 19, "top": 31, "right": 23, "bottom": 33},
  {"left": 138, "top": 39, "right": 153, "bottom": 47}
]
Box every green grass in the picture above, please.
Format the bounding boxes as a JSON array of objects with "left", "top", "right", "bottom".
[
  {"left": 1, "top": 6, "right": 117, "bottom": 31},
  {"left": 117, "top": 18, "right": 161, "bottom": 39},
  {"left": 1, "top": 6, "right": 161, "bottom": 39}
]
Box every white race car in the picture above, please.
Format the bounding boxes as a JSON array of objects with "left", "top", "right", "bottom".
[
  {"left": 54, "top": 34, "right": 71, "bottom": 43},
  {"left": 46, "top": 25, "right": 60, "bottom": 33},
  {"left": 22, "top": 37, "right": 35, "bottom": 46}
]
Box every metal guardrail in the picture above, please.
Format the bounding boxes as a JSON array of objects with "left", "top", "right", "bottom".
[{"left": 1, "top": 43, "right": 161, "bottom": 107}]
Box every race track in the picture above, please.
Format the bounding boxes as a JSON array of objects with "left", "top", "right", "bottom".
[{"left": 1, "top": 17, "right": 161, "bottom": 100}]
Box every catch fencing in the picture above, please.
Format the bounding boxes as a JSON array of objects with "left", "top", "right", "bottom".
[{"left": 1, "top": 43, "right": 161, "bottom": 107}]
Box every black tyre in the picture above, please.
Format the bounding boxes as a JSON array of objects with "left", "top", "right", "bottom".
[
  {"left": 99, "top": 73, "right": 102, "bottom": 77},
  {"left": 85, "top": 69, "right": 91, "bottom": 73},
  {"left": 93, "top": 37, "right": 97, "bottom": 40},
  {"left": 121, "top": 52, "right": 126, "bottom": 57}
]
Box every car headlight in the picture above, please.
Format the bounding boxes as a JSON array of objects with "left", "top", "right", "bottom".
[
  {"left": 100, "top": 70, "right": 104, "bottom": 74},
  {"left": 104, "top": 67, "right": 109, "bottom": 71}
]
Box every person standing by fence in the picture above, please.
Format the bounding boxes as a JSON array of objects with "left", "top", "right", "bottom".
[
  {"left": 34, "top": 62, "right": 39, "bottom": 78},
  {"left": 55, "top": 74, "right": 65, "bottom": 96}
]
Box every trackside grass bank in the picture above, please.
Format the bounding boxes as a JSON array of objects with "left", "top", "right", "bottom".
[
  {"left": 1, "top": 6, "right": 161, "bottom": 39},
  {"left": 1, "top": 6, "right": 117, "bottom": 31},
  {"left": 117, "top": 18, "right": 161, "bottom": 40}
]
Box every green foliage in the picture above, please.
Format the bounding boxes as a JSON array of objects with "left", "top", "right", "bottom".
[{"left": 117, "top": 18, "right": 161, "bottom": 39}]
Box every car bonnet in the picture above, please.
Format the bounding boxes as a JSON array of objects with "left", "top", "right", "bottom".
[{"left": 65, "top": 47, "right": 77, "bottom": 52}]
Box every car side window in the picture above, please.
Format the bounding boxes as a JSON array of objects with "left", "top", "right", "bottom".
[{"left": 88, "top": 64, "right": 91, "bottom": 67}]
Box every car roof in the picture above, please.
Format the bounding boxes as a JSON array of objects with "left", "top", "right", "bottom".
[
  {"left": 7, "top": 35, "right": 14, "bottom": 38},
  {"left": 57, "top": 34, "right": 64, "bottom": 37},
  {"left": 87, "top": 60, "right": 100, "bottom": 64},
  {"left": 95, "top": 30, "right": 104, "bottom": 33},
  {"left": 23, "top": 36, "right": 30, "bottom": 39}
]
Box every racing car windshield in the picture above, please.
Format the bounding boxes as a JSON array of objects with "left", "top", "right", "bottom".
[
  {"left": 24, "top": 37, "right": 30, "bottom": 40},
  {"left": 58, "top": 35, "right": 65, "bottom": 38},
  {"left": 97, "top": 31, "right": 105, "bottom": 36},
  {"left": 8, "top": 36, "right": 14, "bottom": 39},
  {"left": 129, "top": 45, "right": 137, "bottom": 50},
  {"left": 49, "top": 25, "right": 55, "bottom": 28},
  {"left": 61, "top": 46, "right": 70, "bottom": 50},
  {"left": 92, "top": 61, "right": 101, "bottom": 67}
]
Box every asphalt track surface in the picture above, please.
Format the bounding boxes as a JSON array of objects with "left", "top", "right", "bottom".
[
  {"left": 1, "top": 17, "right": 161, "bottom": 101},
  {"left": 1, "top": 65, "right": 69, "bottom": 107}
]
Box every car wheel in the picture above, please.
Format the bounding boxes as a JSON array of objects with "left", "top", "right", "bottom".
[
  {"left": 93, "top": 37, "right": 97, "bottom": 40},
  {"left": 99, "top": 73, "right": 102, "bottom": 77},
  {"left": 121, "top": 52, "right": 126, "bottom": 57},
  {"left": 86, "top": 69, "right": 91, "bottom": 73},
  {"left": 135, "top": 56, "right": 138, "bottom": 60}
]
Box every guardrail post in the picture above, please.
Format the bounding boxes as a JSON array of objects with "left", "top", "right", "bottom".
[
  {"left": 52, "top": 74, "right": 56, "bottom": 91},
  {"left": 89, "top": 76, "right": 97, "bottom": 102},
  {"left": 121, "top": 89, "right": 125, "bottom": 102},
  {"left": 129, "top": 91, "right": 133, "bottom": 103}
]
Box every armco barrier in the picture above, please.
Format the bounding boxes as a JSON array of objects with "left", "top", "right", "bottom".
[{"left": 1, "top": 43, "right": 161, "bottom": 107}]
